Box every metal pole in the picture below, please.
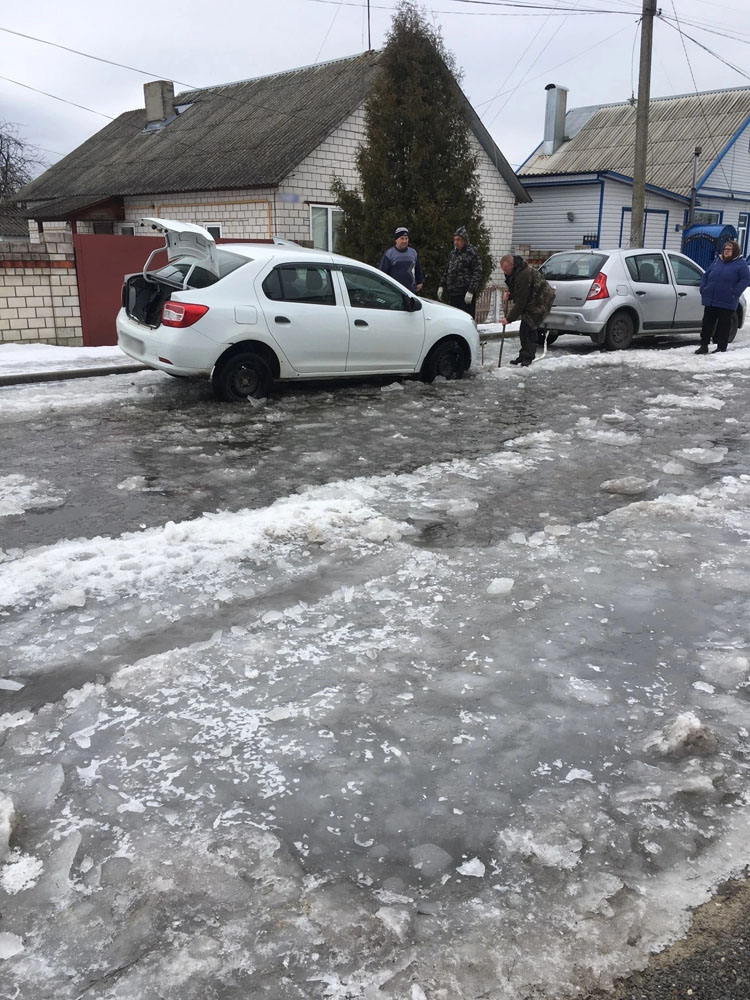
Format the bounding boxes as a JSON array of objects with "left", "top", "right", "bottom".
[
  {"left": 629, "top": 0, "right": 657, "bottom": 248},
  {"left": 367, "top": 0, "right": 371, "bottom": 50},
  {"left": 688, "top": 145, "right": 702, "bottom": 228}
]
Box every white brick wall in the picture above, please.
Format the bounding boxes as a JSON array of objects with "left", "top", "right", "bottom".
[{"left": 0, "top": 232, "right": 82, "bottom": 345}]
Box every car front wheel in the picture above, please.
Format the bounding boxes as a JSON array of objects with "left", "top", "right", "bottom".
[
  {"left": 420, "top": 337, "right": 466, "bottom": 382},
  {"left": 604, "top": 311, "right": 634, "bottom": 350},
  {"left": 212, "top": 351, "right": 273, "bottom": 402}
]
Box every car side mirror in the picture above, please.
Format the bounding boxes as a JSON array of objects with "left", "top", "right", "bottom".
[{"left": 409, "top": 297, "right": 422, "bottom": 312}]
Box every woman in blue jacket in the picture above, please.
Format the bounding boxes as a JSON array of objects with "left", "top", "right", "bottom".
[{"left": 696, "top": 240, "right": 750, "bottom": 354}]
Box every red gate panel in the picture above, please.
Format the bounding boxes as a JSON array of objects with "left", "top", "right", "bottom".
[{"left": 73, "top": 234, "right": 165, "bottom": 347}]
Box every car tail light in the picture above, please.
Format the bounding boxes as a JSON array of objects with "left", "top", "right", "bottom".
[
  {"left": 161, "top": 301, "right": 209, "bottom": 327},
  {"left": 586, "top": 272, "right": 609, "bottom": 300}
]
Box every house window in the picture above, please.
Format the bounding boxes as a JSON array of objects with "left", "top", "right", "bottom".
[
  {"left": 310, "top": 205, "right": 343, "bottom": 252},
  {"left": 692, "top": 210, "right": 720, "bottom": 225},
  {"left": 92, "top": 221, "right": 114, "bottom": 235},
  {"left": 737, "top": 213, "right": 749, "bottom": 255},
  {"left": 120, "top": 224, "right": 135, "bottom": 236},
  {"left": 204, "top": 223, "right": 222, "bottom": 240}
]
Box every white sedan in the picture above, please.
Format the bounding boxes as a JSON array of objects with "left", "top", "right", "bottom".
[{"left": 117, "top": 219, "right": 479, "bottom": 402}]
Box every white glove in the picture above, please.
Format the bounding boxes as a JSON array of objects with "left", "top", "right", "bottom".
[
  {"left": 464, "top": 291, "right": 473, "bottom": 305},
  {"left": 437, "top": 286, "right": 444, "bottom": 301}
]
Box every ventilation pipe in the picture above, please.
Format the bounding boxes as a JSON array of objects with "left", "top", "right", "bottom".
[{"left": 542, "top": 84, "right": 568, "bottom": 155}]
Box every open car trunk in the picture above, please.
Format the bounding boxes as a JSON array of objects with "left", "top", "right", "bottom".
[{"left": 122, "top": 273, "right": 181, "bottom": 328}]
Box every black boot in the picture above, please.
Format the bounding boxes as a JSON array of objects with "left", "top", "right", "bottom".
[
  {"left": 509, "top": 357, "right": 523, "bottom": 366},
  {"left": 711, "top": 346, "right": 726, "bottom": 353},
  {"left": 695, "top": 344, "right": 708, "bottom": 354}
]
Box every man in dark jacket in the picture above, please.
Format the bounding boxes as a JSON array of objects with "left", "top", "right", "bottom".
[
  {"left": 379, "top": 227, "right": 424, "bottom": 294},
  {"left": 437, "top": 226, "right": 483, "bottom": 317},
  {"left": 695, "top": 240, "right": 750, "bottom": 354},
  {"left": 499, "top": 254, "right": 555, "bottom": 366}
]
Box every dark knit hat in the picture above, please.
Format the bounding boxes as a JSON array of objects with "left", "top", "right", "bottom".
[
  {"left": 454, "top": 226, "right": 470, "bottom": 242},
  {"left": 394, "top": 226, "right": 409, "bottom": 239}
]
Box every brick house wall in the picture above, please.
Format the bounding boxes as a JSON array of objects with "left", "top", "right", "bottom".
[{"left": 0, "top": 232, "right": 82, "bottom": 346}]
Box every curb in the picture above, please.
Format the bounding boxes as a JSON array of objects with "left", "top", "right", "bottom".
[{"left": 0, "top": 364, "right": 149, "bottom": 387}]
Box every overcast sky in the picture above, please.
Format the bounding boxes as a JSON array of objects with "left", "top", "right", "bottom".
[{"left": 1, "top": 0, "right": 749, "bottom": 177}]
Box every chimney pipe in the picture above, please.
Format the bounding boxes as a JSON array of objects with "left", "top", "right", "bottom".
[
  {"left": 543, "top": 83, "right": 568, "bottom": 156},
  {"left": 144, "top": 80, "right": 175, "bottom": 124}
]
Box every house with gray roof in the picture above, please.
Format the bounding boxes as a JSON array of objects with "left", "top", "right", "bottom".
[
  {"left": 512, "top": 83, "right": 750, "bottom": 257},
  {"left": 15, "top": 52, "right": 528, "bottom": 285}
]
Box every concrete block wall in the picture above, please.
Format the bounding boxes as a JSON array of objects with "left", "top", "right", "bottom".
[
  {"left": 471, "top": 134, "right": 517, "bottom": 289},
  {"left": 0, "top": 232, "right": 82, "bottom": 345}
]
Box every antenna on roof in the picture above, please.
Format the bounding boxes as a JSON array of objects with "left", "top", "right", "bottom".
[{"left": 367, "top": 0, "right": 372, "bottom": 51}]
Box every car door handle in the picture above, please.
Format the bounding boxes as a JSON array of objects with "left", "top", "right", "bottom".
[
  {"left": 354, "top": 319, "right": 368, "bottom": 327},
  {"left": 274, "top": 316, "right": 291, "bottom": 324},
  {"left": 678, "top": 292, "right": 688, "bottom": 297},
  {"left": 635, "top": 290, "right": 647, "bottom": 296}
]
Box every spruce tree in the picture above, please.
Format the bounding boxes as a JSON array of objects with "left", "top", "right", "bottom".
[{"left": 332, "top": 2, "right": 492, "bottom": 296}]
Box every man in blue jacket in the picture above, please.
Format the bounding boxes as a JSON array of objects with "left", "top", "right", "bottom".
[
  {"left": 379, "top": 227, "right": 424, "bottom": 294},
  {"left": 696, "top": 240, "right": 750, "bottom": 354}
]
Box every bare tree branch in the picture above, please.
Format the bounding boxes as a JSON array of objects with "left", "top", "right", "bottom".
[{"left": 0, "top": 121, "right": 45, "bottom": 203}]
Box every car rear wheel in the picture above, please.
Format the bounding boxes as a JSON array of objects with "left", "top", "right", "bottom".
[
  {"left": 728, "top": 311, "right": 739, "bottom": 344},
  {"left": 212, "top": 351, "right": 273, "bottom": 402},
  {"left": 604, "top": 311, "right": 634, "bottom": 350},
  {"left": 420, "top": 337, "right": 466, "bottom": 382}
]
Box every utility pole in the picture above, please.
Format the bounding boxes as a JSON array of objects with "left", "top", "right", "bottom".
[
  {"left": 688, "top": 146, "right": 702, "bottom": 228},
  {"left": 629, "top": 0, "right": 657, "bottom": 248}
]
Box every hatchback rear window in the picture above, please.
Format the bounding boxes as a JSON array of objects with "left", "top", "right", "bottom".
[
  {"left": 540, "top": 252, "right": 609, "bottom": 280},
  {"left": 153, "top": 249, "right": 248, "bottom": 289}
]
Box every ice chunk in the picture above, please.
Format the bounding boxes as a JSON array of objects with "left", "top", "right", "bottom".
[
  {"left": 0, "top": 933, "right": 24, "bottom": 959},
  {"left": 0, "top": 796, "right": 15, "bottom": 863},
  {"left": 409, "top": 843, "right": 453, "bottom": 876},
  {"left": 375, "top": 905, "right": 411, "bottom": 940},
  {"left": 0, "top": 678, "right": 23, "bottom": 691},
  {"left": 487, "top": 577, "right": 514, "bottom": 595},
  {"left": 599, "top": 476, "right": 651, "bottom": 495},
  {"left": 50, "top": 587, "right": 87, "bottom": 610},
  {"left": 456, "top": 857, "right": 485, "bottom": 877},
  {"left": 645, "top": 712, "right": 717, "bottom": 756}
]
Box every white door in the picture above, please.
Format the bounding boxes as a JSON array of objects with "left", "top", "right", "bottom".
[
  {"left": 667, "top": 253, "right": 704, "bottom": 332},
  {"left": 337, "top": 266, "right": 425, "bottom": 372},
  {"left": 258, "top": 263, "right": 350, "bottom": 373},
  {"left": 623, "top": 251, "right": 677, "bottom": 331}
]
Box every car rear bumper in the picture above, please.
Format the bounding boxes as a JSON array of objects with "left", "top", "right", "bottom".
[
  {"left": 542, "top": 306, "right": 608, "bottom": 336},
  {"left": 116, "top": 309, "right": 219, "bottom": 376}
]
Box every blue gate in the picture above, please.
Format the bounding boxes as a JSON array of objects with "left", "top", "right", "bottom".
[{"left": 682, "top": 224, "right": 737, "bottom": 269}]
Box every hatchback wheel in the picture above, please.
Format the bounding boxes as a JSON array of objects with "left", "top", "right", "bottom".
[
  {"left": 213, "top": 351, "right": 273, "bottom": 402},
  {"left": 728, "top": 311, "right": 739, "bottom": 344},
  {"left": 604, "top": 311, "right": 634, "bottom": 350},
  {"left": 420, "top": 337, "right": 466, "bottom": 382}
]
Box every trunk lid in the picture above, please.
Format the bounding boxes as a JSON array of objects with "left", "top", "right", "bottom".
[{"left": 139, "top": 217, "right": 219, "bottom": 281}]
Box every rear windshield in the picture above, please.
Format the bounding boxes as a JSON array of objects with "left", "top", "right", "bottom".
[
  {"left": 153, "top": 249, "right": 248, "bottom": 289},
  {"left": 540, "top": 252, "right": 609, "bottom": 281}
]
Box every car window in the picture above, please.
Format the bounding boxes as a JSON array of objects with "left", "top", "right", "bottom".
[
  {"left": 625, "top": 253, "right": 668, "bottom": 284},
  {"left": 262, "top": 265, "right": 336, "bottom": 306},
  {"left": 668, "top": 254, "right": 703, "bottom": 286},
  {"left": 539, "top": 252, "right": 609, "bottom": 280},
  {"left": 153, "top": 249, "right": 248, "bottom": 288},
  {"left": 341, "top": 267, "right": 410, "bottom": 311}
]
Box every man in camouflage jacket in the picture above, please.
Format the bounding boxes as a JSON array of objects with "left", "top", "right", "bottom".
[
  {"left": 437, "top": 226, "right": 483, "bottom": 318},
  {"left": 499, "top": 254, "right": 555, "bottom": 366}
]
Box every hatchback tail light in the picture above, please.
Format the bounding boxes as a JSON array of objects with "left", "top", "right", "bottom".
[
  {"left": 161, "top": 301, "right": 209, "bottom": 327},
  {"left": 586, "top": 272, "right": 609, "bottom": 300}
]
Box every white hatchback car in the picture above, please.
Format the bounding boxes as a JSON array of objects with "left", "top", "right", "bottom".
[
  {"left": 538, "top": 247, "right": 746, "bottom": 350},
  {"left": 117, "top": 219, "right": 479, "bottom": 402}
]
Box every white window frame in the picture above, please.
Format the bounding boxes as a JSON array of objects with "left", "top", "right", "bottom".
[
  {"left": 738, "top": 212, "right": 749, "bottom": 255},
  {"left": 119, "top": 224, "right": 136, "bottom": 236},
  {"left": 203, "top": 222, "right": 222, "bottom": 240},
  {"left": 310, "top": 204, "right": 343, "bottom": 252}
]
